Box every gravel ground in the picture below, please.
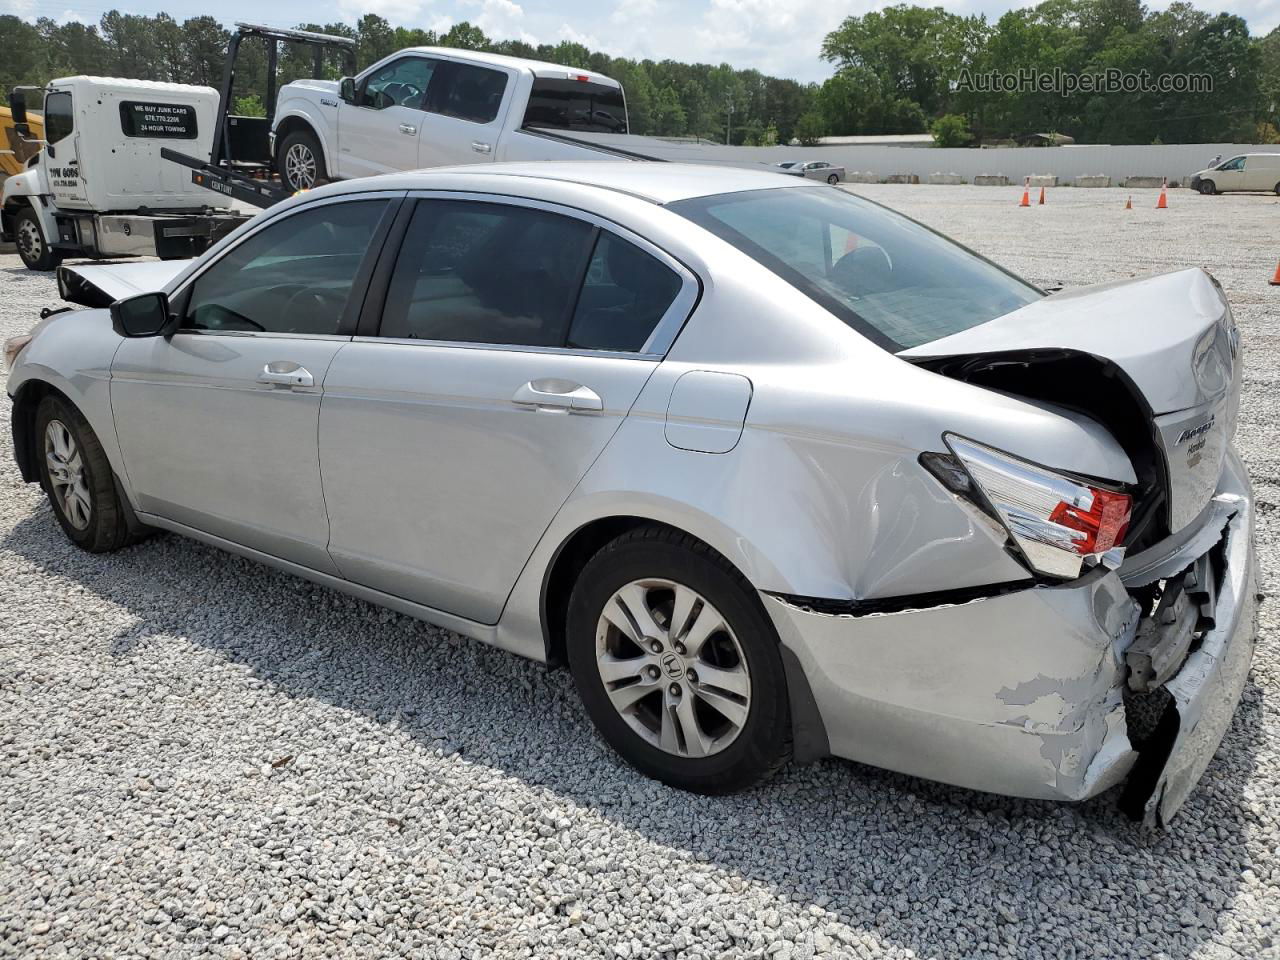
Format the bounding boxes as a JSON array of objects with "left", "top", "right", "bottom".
[{"left": 1, "top": 184, "right": 1277, "bottom": 960}]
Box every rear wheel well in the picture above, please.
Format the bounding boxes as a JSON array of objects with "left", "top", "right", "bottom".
[{"left": 542, "top": 516, "right": 653, "bottom": 665}]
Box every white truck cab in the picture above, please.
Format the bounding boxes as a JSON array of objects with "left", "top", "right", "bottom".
[
  {"left": 1, "top": 77, "right": 248, "bottom": 270},
  {"left": 271, "top": 48, "right": 631, "bottom": 191}
]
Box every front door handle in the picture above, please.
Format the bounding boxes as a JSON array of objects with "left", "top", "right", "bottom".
[
  {"left": 512, "top": 379, "right": 602, "bottom": 413},
  {"left": 399, "top": 123, "right": 417, "bottom": 136},
  {"left": 258, "top": 361, "right": 314, "bottom": 389},
  {"left": 471, "top": 140, "right": 492, "bottom": 154}
]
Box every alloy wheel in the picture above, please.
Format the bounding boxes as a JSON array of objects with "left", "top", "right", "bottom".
[
  {"left": 285, "top": 143, "right": 317, "bottom": 190},
  {"left": 44, "top": 419, "right": 91, "bottom": 530},
  {"left": 595, "top": 578, "right": 751, "bottom": 758}
]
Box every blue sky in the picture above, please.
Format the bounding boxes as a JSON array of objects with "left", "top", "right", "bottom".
[{"left": 3, "top": 0, "right": 1277, "bottom": 83}]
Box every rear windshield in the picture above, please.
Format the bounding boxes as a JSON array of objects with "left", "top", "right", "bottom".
[
  {"left": 670, "top": 187, "right": 1041, "bottom": 351},
  {"left": 523, "top": 78, "right": 628, "bottom": 133}
]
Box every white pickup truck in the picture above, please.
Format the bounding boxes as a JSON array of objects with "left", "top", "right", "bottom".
[{"left": 270, "top": 48, "right": 636, "bottom": 191}]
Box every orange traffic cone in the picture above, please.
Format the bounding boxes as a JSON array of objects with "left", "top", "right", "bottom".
[
  {"left": 1156, "top": 178, "right": 1168, "bottom": 209},
  {"left": 1038, "top": 186, "right": 1045, "bottom": 205},
  {"left": 1125, "top": 195, "right": 1132, "bottom": 210},
  {"left": 1019, "top": 180, "right": 1030, "bottom": 207},
  {"left": 1270, "top": 260, "right": 1280, "bottom": 286}
]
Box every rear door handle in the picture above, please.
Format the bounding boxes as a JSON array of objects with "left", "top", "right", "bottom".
[
  {"left": 399, "top": 123, "right": 417, "bottom": 136},
  {"left": 512, "top": 379, "right": 602, "bottom": 413},
  {"left": 258, "top": 361, "right": 314, "bottom": 389},
  {"left": 471, "top": 140, "right": 492, "bottom": 154}
]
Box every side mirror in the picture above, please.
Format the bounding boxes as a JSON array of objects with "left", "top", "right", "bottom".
[
  {"left": 339, "top": 77, "right": 356, "bottom": 104},
  {"left": 110, "top": 292, "right": 177, "bottom": 338}
]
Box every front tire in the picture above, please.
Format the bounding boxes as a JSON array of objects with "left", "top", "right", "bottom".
[
  {"left": 276, "top": 129, "right": 327, "bottom": 192},
  {"left": 567, "top": 526, "right": 791, "bottom": 793},
  {"left": 14, "top": 207, "right": 62, "bottom": 271},
  {"left": 35, "top": 394, "right": 145, "bottom": 552},
  {"left": 1198, "top": 180, "right": 1216, "bottom": 196}
]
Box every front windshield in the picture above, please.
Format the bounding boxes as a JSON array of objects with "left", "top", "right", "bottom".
[{"left": 670, "top": 187, "right": 1042, "bottom": 351}]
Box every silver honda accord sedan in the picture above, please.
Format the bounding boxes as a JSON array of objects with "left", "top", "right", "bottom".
[{"left": 5, "top": 163, "right": 1256, "bottom": 825}]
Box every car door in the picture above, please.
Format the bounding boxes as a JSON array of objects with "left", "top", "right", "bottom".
[
  {"left": 1212, "top": 156, "right": 1246, "bottom": 192},
  {"left": 40, "top": 89, "right": 88, "bottom": 207},
  {"left": 416, "top": 60, "right": 514, "bottom": 167},
  {"left": 337, "top": 56, "right": 439, "bottom": 179},
  {"left": 111, "top": 194, "right": 399, "bottom": 573},
  {"left": 319, "top": 194, "right": 697, "bottom": 623}
]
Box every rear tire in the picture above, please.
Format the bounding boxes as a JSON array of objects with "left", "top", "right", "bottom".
[
  {"left": 566, "top": 526, "right": 791, "bottom": 794},
  {"left": 276, "top": 129, "right": 327, "bottom": 193},
  {"left": 1198, "top": 180, "right": 1216, "bottom": 196},
  {"left": 14, "top": 206, "right": 62, "bottom": 271},
  {"left": 1274, "top": 181, "right": 1280, "bottom": 197},
  {"left": 827, "top": 173, "right": 840, "bottom": 185},
  {"left": 34, "top": 394, "right": 148, "bottom": 552}
]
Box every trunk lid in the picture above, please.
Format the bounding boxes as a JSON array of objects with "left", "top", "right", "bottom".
[{"left": 904, "top": 268, "right": 1241, "bottom": 535}]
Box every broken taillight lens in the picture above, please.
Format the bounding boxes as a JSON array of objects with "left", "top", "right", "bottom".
[{"left": 929, "top": 434, "right": 1132, "bottom": 579}]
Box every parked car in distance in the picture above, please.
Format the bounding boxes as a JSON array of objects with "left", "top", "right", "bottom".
[
  {"left": 8, "top": 163, "right": 1255, "bottom": 827},
  {"left": 774, "top": 160, "right": 845, "bottom": 184},
  {"left": 271, "top": 47, "right": 631, "bottom": 191},
  {"left": 1189, "top": 152, "right": 1280, "bottom": 195}
]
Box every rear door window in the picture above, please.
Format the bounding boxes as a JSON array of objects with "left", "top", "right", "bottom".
[
  {"left": 426, "top": 62, "right": 508, "bottom": 124},
  {"left": 380, "top": 200, "right": 594, "bottom": 346},
  {"left": 567, "top": 233, "right": 682, "bottom": 352}
]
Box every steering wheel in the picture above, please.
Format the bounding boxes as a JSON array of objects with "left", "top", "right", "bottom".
[
  {"left": 831, "top": 247, "right": 894, "bottom": 297},
  {"left": 282, "top": 288, "right": 347, "bottom": 332}
]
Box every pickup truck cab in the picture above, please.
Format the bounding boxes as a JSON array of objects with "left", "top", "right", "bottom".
[{"left": 271, "top": 48, "right": 630, "bottom": 191}]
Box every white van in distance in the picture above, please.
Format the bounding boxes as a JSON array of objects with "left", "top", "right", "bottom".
[{"left": 1189, "top": 152, "right": 1280, "bottom": 196}]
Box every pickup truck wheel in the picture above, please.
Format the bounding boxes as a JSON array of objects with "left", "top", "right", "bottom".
[
  {"left": 14, "top": 207, "right": 62, "bottom": 271},
  {"left": 277, "top": 130, "right": 326, "bottom": 192}
]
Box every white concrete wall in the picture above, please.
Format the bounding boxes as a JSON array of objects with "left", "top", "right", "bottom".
[{"left": 644, "top": 140, "right": 1280, "bottom": 183}]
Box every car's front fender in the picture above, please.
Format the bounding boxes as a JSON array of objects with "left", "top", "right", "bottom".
[
  {"left": 7, "top": 308, "right": 132, "bottom": 502},
  {"left": 272, "top": 96, "right": 337, "bottom": 172}
]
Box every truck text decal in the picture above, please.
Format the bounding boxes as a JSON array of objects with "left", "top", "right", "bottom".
[{"left": 119, "top": 101, "right": 198, "bottom": 139}]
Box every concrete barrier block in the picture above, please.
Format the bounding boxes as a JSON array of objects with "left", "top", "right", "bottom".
[
  {"left": 928, "top": 173, "right": 965, "bottom": 185},
  {"left": 1027, "top": 175, "right": 1057, "bottom": 187},
  {"left": 1074, "top": 175, "right": 1111, "bottom": 188},
  {"left": 885, "top": 174, "right": 920, "bottom": 185},
  {"left": 973, "top": 174, "right": 1010, "bottom": 186},
  {"left": 1124, "top": 176, "right": 1165, "bottom": 188},
  {"left": 846, "top": 171, "right": 878, "bottom": 183}
]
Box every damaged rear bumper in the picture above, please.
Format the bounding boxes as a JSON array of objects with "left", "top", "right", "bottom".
[{"left": 764, "top": 448, "right": 1256, "bottom": 825}]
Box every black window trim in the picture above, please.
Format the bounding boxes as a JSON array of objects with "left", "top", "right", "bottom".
[
  {"left": 356, "top": 190, "right": 702, "bottom": 360},
  {"left": 169, "top": 191, "right": 406, "bottom": 340}
]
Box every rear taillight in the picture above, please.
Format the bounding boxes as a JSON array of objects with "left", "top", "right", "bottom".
[{"left": 924, "top": 434, "right": 1132, "bottom": 579}]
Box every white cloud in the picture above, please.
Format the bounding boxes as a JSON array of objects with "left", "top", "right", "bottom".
[{"left": 338, "top": 0, "right": 427, "bottom": 24}]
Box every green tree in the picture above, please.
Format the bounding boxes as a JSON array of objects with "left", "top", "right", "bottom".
[
  {"left": 794, "top": 110, "right": 827, "bottom": 144},
  {"left": 930, "top": 113, "right": 973, "bottom": 146}
]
